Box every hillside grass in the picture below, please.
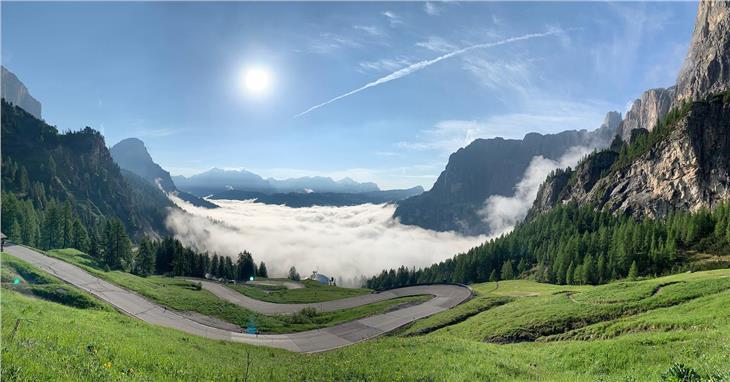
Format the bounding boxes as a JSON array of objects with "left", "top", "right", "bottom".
[
  {"left": 229, "top": 279, "right": 371, "bottom": 303},
  {"left": 1, "top": 253, "right": 109, "bottom": 311},
  {"left": 430, "top": 270, "right": 730, "bottom": 344},
  {"left": 39, "top": 249, "right": 430, "bottom": 334},
  {"left": 3, "top": 262, "right": 730, "bottom": 381}
]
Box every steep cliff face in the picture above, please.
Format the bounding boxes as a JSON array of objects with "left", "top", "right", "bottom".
[
  {"left": 393, "top": 114, "right": 620, "bottom": 236},
  {"left": 1, "top": 66, "right": 42, "bottom": 119},
  {"left": 675, "top": 0, "right": 730, "bottom": 102},
  {"left": 531, "top": 94, "right": 730, "bottom": 219},
  {"left": 619, "top": 1, "right": 730, "bottom": 139},
  {"left": 619, "top": 87, "right": 676, "bottom": 139}
]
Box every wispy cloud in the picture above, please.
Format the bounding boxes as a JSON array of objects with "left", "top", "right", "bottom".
[
  {"left": 294, "top": 30, "right": 565, "bottom": 118},
  {"left": 135, "top": 127, "right": 182, "bottom": 138},
  {"left": 382, "top": 11, "right": 403, "bottom": 27},
  {"left": 395, "top": 98, "right": 613, "bottom": 156},
  {"left": 416, "top": 36, "right": 457, "bottom": 53},
  {"left": 306, "top": 33, "right": 360, "bottom": 54},
  {"left": 353, "top": 25, "right": 384, "bottom": 37},
  {"left": 359, "top": 56, "right": 412, "bottom": 72},
  {"left": 424, "top": 2, "right": 441, "bottom": 16}
]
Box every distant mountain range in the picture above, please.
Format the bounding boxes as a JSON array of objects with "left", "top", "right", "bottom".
[
  {"left": 1, "top": 66, "right": 42, "bottom": 119},
  {"left": 108, "top": 138, "right": 421, "bottom": 208},
  {"left": 208, "top": 186, "right": 424, "bottom": 208},
  {"left": 173, "top": 169, "right": 380, "bottom": 197}
]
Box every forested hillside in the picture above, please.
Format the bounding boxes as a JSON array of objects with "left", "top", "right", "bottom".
[
  {"left": 367, "top": 201, "right": 730, "bottom": 290},
  {"left": 1, "top": 100, "right": 172, "bottom": 243}
]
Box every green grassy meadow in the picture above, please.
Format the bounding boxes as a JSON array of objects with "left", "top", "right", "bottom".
[
  {"left": 36, "top": 249, "right": 429, "bottom": 334},
  {"left": 2, "top": 251, "right": 730, "bottom": 381},
  {"left": 229, "top": 279, "right": 370, "bottom": 303}
]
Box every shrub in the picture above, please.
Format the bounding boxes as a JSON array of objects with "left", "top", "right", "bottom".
[{"left": 661, "top": 363, "right": 702, "bottom": 382}]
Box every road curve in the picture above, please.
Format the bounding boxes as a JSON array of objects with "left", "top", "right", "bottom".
[
  {"left": 5, "top": 244, "right": 471, "bottom": 353},
  {"left": 192, "top": 279, "right": 468, "bottom": 315}
]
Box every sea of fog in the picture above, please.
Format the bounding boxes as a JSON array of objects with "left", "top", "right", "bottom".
[{"left": 166, "top": 197, "right": 488, "bottom": 286}]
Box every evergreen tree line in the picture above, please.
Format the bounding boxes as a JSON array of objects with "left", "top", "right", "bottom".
[
  {"left": 2, "top": 191, "right": 91, "bottom": 253},
  {"left": 366, "top": 202, "right": 730, "bottom": 290},
  {"left": 134, "top": 237, "right": 268, "bottom": 281},
  {"left": 2, "top": 190, "right": 267, "bottom": 281}
]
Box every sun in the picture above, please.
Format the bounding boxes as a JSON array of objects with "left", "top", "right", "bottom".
[{"left": 241, "top": 67, "right": 272, "bottom": 95}]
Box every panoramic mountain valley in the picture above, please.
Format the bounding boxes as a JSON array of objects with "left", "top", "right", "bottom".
[{"left": 2, "top": 1, "right": 730, "bottom": 381}]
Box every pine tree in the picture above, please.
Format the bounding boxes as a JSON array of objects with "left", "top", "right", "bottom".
[
  {"left": 489, "top": 269, "right": 498, "bottom": 282},
  {"left": 582, "top": 255, "right": 596, "bottom": 285},
  {"left": 500, "top": 260, "right": 514, "bottom": 280},
  {"left": 8, "top": 220, "right": 22, "bottom": 242},
  {"left": 71, "top": 218, "right": 89, "bottom": 253},
  {"left": 257, "top": 262, "right": 268, "bottom": 278},
  {"left": 628, "top": 261, "right": 639, "bottom": 280},
  {"left": 596, "top": 255, "right": 607, "bottom": 284},
  {"left": 89, "top": 232, "right": 100, "bottom": 259},
  {"left": 136, "top": 238, "right": 156, "bottom": 276},
  {"left": 288, "top": 266, "right": 301, "bottom": 281},
  {"left": 18, "top": 166, "right": 29, "bottom": 193},
  {"left": 211, "top": 254, "right": 220, "bottom": 278},
  {"left": 517, "top": 258, "right": 527, "bottom": 276},
  {"left": 61, "top": 200, "right": 74, "bottom": 248},
  {"left": 566, "top": 261, "right": 575, "bottom": 285}
]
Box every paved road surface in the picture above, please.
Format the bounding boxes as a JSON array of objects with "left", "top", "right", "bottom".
[
  {"left": 246, "top": 279, "right": 304, "bottom": 289},
  {"left": 5, "top": 244, "right": 471, "bottom": 353},
  {"left": 192, "top": 279, "right": 468, "bottom": 315}
]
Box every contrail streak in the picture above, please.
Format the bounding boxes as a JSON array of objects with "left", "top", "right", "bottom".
[{"left": 294, "top": 29, "right": 564, "bottom": 118}]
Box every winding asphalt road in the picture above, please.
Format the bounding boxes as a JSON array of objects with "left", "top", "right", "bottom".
[{"left": 5, "top": 244, "right": 471, "bottom": 353}]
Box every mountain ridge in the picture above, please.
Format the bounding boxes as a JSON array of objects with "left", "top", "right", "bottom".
[
  {"left": 1, "top": 66, "right": 42, "bottom": 119},
  {"left": 392, "top": 114, "right": 621, "bottom": 236}
]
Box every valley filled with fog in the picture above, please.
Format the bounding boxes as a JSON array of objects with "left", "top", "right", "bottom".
[{"left": 166, "top": 197, "right": 488, "bottom": 286}]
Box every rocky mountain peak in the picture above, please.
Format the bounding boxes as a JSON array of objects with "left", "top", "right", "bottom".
[
  {"left": 675, "top": 0, "right": 730, "bottom": 102},
  {"left": 110, "top": 138, "right": 176, "bottom": 193},
  {"left": 1, "top": 66, "right": 42, "bottom": 119},
  {"left": 619, "top": 87, "right": 676, "bottom": 139}
]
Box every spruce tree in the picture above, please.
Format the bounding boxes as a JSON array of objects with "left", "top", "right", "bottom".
[
  {"left": 500, "top": 260, "right": 514, "bottom": 280},
  {"left": 628, "top": 261, "right": 639, "bottom": 280},
  {"left": 257, "top": 262, "right": 268, "bottom": 278},
  {"left": 288, "top": 266, "right": 301, "bottom": 281},
  {"left": 489, "top": 269, "right": 498, "bottom": 282},
  {"left": 566, "top": 261, "right": 575, "bottom": 285},
  {"left": 136, "top": 239, "right": 156, "bottom": 276}
]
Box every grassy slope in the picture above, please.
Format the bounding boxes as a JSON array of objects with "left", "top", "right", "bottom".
[
  {"left": 435, "top": 270, "right": 730, "bottom": 343},
  {"left": 3, "top": 252, "right": 729, "bottom": 381},
  {"left": 229, "top": 279, "right": 370, "bottom": 303},
  {"left": 38, "top": 249, "right": 429, "bottom": 334}
]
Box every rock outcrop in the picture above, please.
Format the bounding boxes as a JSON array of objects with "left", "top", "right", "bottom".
[
  {"left": 675, "top": 0, "right": 730, "bottom": 102},
  {"left": 1, "top": 66, "right": 42, "bottom": 119},
  {"left": 530, "top": 95, "right": 730, "bottom": 219},
  {"left": 619, "top": 87, "right": 676, "bottom": 139},
  {"left": 620, "top": 1, "right": 730, "bottom": 139}
]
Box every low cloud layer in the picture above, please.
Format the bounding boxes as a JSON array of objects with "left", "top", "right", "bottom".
[
  {"left": 166, "top": 198, "right": 487, "bottom": 286},
  {"left": 480, "top": 146, "right": 594, "bottom": 236}
]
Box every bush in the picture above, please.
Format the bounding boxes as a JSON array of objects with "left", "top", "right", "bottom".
[
  {"left": 661, "top": 363, "right": 702, "bottom": 382},
  {"left": 289, "top": 307, "right": 318, "bottom": 324}
]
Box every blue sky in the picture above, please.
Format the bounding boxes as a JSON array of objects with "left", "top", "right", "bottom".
[{"left": 2, "top": 1, "right": 697, "bottom": 189}]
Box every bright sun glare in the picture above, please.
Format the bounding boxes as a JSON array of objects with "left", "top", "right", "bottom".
[{"left": 242, "top": 67, "right": 272, "bottom": 95}]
